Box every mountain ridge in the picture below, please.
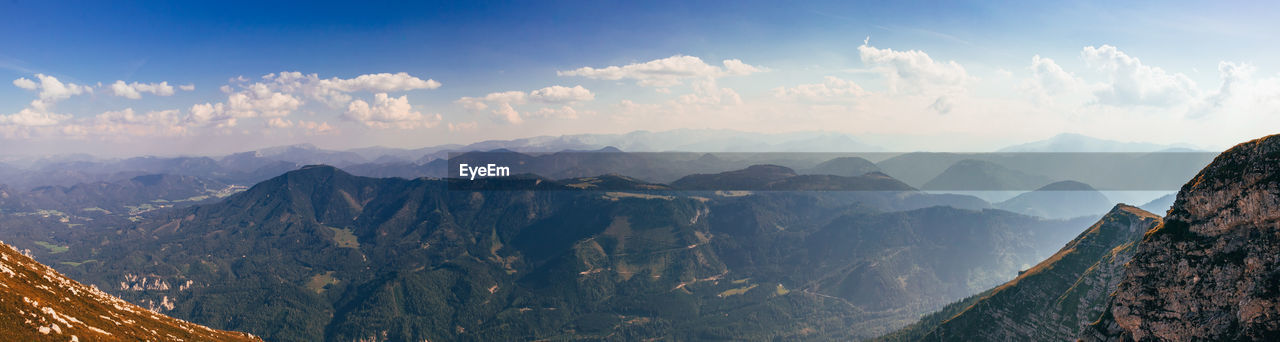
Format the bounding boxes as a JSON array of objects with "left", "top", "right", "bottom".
[{"left": 0, "top": 240, "right": 260, "bottom": 341}]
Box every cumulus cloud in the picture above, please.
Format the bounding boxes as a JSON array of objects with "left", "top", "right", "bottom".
[
  {"left": 1082, "top": 45, "right": 1198, "bottom": 107},
  {"left": 109, "top": 80, "right": 177, "bottom": 99},
  {"left": 530, "top": 106, "right": 590, "bottom": 119},
  {"left": 558, "top": 55, "right": 765, "bottom": 87},
  {"left": 265, "top": 117, "right": 294, "bottom": 128},
  {"left": 179, "top": 84, "right": 195, "bottom": 91},
  {"left": 344, "top": 93, "right": 441, "bottom": 129},
  {"left": 0, "top": 108, "right": 69, "bottom": 126},
  {"left": 1029, "top": 55, "right": 1082, "bottom": 95},
  {"left": 257, "top": 71, "right": 441, "bottom": 107},
  {"left": 297, "top": 120, "right": 335, "bottom": 135},
  {"left": 858, "top": 43, "right": 971, "bottom": 94},
  {"left": 1020, "top": 55, "right": 1087, "bottom": 104},
  {"left": 772, "top": 76, "right": 866, "bottom": 100},
  {"left": 12, "top": 74, "right": 90, "bottom": 109},
  {"left": 529, "top": 85, "right": 594, "bottom": 102},
  {"left": 12, "top": 77, "right": 36, "bottom": 90},
  {"left": 226, "top": 83, "right": 303, "bottom": 118},
  {"left": 58, "top": 108, "right": 187, "bottom": 138},
  {"left": 458, "top": 85, "right": 595, "bottom": 124},
  {"left": 186, "top": 102, "right": 235, "bottom": 128}
]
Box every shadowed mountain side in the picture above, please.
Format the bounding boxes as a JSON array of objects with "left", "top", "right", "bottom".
[{"left": 881, "top": 205, "right": 1160, "bottom": 341}]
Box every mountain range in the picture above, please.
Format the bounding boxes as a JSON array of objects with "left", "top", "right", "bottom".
[
  {"left": 2, "top": 130, "right": 1278, "bottom": 341},
  {"left": 2, "top": 164, "right": 1090, "bottom": 341}
]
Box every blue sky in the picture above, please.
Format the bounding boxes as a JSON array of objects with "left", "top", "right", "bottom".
[{"left": 2, "top": 0, "right": 1279, "bottom": 155}]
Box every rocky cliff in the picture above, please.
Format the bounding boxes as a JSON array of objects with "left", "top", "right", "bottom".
[{"left": 1084, "top": 134, "right": 1280, "bottom": 341}]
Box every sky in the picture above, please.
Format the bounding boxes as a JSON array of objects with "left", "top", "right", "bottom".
[{"left": 2, "top": 0, "right": 1280, "bottom": 156}]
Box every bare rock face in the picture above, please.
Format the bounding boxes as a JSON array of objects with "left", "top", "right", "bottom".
[{"left": 1083, "top": 134, "right": 1280, "bottom": 341}]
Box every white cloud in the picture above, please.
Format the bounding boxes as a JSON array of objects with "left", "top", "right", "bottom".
[
  {"left": 558, "top": 55, "right": 765, "bottom": 87},
  {"left": 676, "top": 79, "right": 742, "bottom": 106},
  {"left": 109, "top": 80, "right": 176, "bottom": 99},
  {"left": 1082, "top": 45, "right": 1198, "bottom": 107},
  {"left": 530, "top": 106, "right": 592, "bottom": 119},
  {"left": 344, "top": 93, "right": 441, "bottom": 129},
  {"left": 265, "top": 117, "right": 294, "bottom": 128},
  {"left": 458, "top": 86, "right": 596, "bottom": 124},
  {"left": 12, "top": 77, "right": 36, "bottom": 90},
  {"left": 1188, "top": 61, "right": 1280, "bottom": 119},
  {"left": 186, "top": 102, "right": 235, "bottom": 127},
  {"left": 258, "top": 71, "right": 441, "bottom": 107},
  {"left": 722, "top": 59, "right": 765, "bottom": 76},
  {"left": 447, "top": 121, "right": 478, "bottom": 132},
  {"left": 0, "top": 108, "right": 69, "bottom": 126},
  {"left": 772, "top": 76, "right": 866, "bottom": 100},
  {"left": 226, "top": 83, "right": 303, "bottom": 118},
  {"left": 12, "top": 74, "right": 90, "bottom": 108},
  {"left": 858, "top": 43, "right": 972, "bottom": 94},
  {"left": 320, "top": 72, "right": 441, "bottom": 92},
  {"left": 529, "top": 85, "right": 594, "bottom": 103},
  {"left": 1020, "top": 55, "right": 1088, "bottom": 104},
  {"left": 297, "top": 120, "right": 334, "bottom": 135},
  {"left": 57, "top": 108, "right": 187, "bottom": 138},
  {"left": 179, "top": 84, "right": 195, "bottom": 91},
  {"left": 1028, "top": 55, "right": 1082, "bottom": 95}
]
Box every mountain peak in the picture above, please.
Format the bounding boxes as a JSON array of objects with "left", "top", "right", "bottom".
[
  {"left": 1165, "top": 133, "right": 1280, "bottom": 232},
  {"left": 1035, "top": 180, "right": 1097, "bottom": 191},
  {"left": 741, "top": 164, "right": 796, "bottom": 175},
  {"left": 1107, "top": 203, "right": 1161, "bottom": 220}
]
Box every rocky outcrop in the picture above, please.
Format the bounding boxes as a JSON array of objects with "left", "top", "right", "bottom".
[
  {"left": 1084, "top": 134, "right": 1280, "bottom": 341},
  {"left": 0, "top": 241, "right": 260, "bottom": 341}
]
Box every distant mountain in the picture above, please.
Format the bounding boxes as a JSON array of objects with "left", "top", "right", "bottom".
[
  {"left": 998, "top": 133, "right": 1197, "bottom": 152},
  {"left": 995, "top": 181, "right": 1114, "bottom": 219},
  {"left": 671, "top": 165, "right": 799, "bottom": 189},
  {"left": 885, "top": 205, "right": 1160, "bottom": 341},
  {"left": 447, "top": 129, "right": 883, "bottom": 153},
  {"left": 253, "top": 143, "right": 368, "bottom": 166},
  {"left": 18, "top": 174, "right": 239, "bottom": 214},
  {"left": 875, "top": 153, "right": 972, "bottom": 188},
  {"left": 672, "top": 165, "right": 925, "bottom": 192},
  {"left": 1084, "top": 134, "right": 1280, "bottom": 341},
  {"left": 1136, "top": 193, "right": 1175, "bottom": 215},
  {"left": 0, "top": 241, "right": 260, "bottom": 341},
  {"left": 802, "top": 156, "right": 881, "bottom": 177},
  {"left": 921, "top": 159, "right": 1053, "bottom": 191}
]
